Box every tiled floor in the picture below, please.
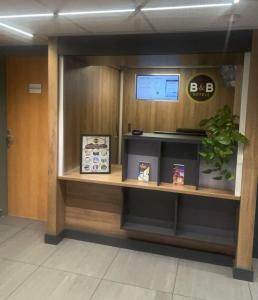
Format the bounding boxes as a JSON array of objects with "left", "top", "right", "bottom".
[{"left": 0, "top": 216, "right": 256, "bottom": 300}]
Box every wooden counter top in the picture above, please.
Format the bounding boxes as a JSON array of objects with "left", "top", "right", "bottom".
[{"left": 58, "top": 165, "right": 240, "bottom": 201}]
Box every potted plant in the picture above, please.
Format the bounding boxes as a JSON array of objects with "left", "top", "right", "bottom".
[{"left": 199, "top": 105, "right": 248, "bottom": 180}]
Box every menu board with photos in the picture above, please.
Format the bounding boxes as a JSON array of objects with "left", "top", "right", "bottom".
[{"left": 80, "top": 135, "right": 111, "bottom": 174}]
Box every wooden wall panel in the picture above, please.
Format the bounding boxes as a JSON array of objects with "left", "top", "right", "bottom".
[
  {"left": 63, "top": 58, "right": 83, "bottom": 172},
  {"left": 7, "top": 56, "right": 48, "bottom": 220},
  {"left": 65, "top": 182, "right": 123, "bottom": 236},
  {"left": 80, "top": 66, "right": 120, "bottom": 164},
  {"left": 123, "top": 68, "right": 235, "bottom": 133},
  {"left": 235, "top": 31, "right": 258, "bottom": 271},
  {"left": 63, "top": 60, "right": 120, "bottom": 172}
]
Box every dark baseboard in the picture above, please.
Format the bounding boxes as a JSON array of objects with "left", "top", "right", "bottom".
[
  {"left": 233, "top": 266, "right": 254, "bottom": 282},
  {"left": 45, "top": 232, "right": 65, "bottom": 245},
  {"left": 45, "top": 228, "right": 234, "bottom": 267}
]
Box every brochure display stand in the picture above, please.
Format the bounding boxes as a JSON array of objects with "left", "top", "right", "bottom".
[
  {"left": 122, "top": 133, "right": 201, "bottom": 188},
  {"left": 121, "top": 133, "right": 238, "bottom": 248}
]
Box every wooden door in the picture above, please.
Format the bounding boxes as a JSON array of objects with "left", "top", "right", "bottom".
[{"left": 7, "top": 56, "right": 48, "bottom": 220}]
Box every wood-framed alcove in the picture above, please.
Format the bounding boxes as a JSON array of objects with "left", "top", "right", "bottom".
[{"left": 47, "top": 31, "right": 258, "bottom": 281}]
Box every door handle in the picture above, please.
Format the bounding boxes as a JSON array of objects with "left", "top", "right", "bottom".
[{"left": 6, "top": 129, "right": 14, "bottom": 148}]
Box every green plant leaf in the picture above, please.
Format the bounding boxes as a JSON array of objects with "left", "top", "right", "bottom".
[
  {"left": 215, "top": 136, "right": 231, "bottom": 145},
  {"left": 215, "top": 162, "right": 222, "bottom": 168},
  {"left": 199, "top": 105, "right": 249, "bottom": 181},
  {"left": 202, "top": 137, "right": 213, "bottom": 145},
  {"left": 213, "top": 176, "right": 223, "bottom": 180},
  {"left": 212, "top": 167, "right": 221, "bottom": 172},
  {"left": 208, "top": 152, "right": 215, "bottom": 160},
  {"left": 202, "top": 169, "right": 213, "bottom": 174},
  {"left": 223, "top": 149, "right": 233, "bottom": 155},
  {"left": 228, "top": 175, "right": 235, "bottom": 181},
  {"left": 214, "top": 147, "right": 221, "bottom": 155},
  {"left": 199, "top": 119, "right": 209, "bottom": 127},
  {"left": 225, "top": 172, "right": 234, "bottom": 180},
  {"left": 238, "top": 134, "right": 248, "bottom": 145},
  {"left": 199, "top": 152, "right": 208, "bottom": 158},
  {"left": 220, "top": 169, "right": 227, "bottom": 175}
]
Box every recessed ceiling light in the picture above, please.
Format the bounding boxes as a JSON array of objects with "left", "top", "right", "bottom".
[
  {"left": 0, "top": 22, "right": 33, "bottom": 38},
  {"left": 234, "top": 0, "right": 240, "bottom": 3},
  {"left": 141, "top": 3, "right": 232, "bottom": 12},
  {"left": 0, "top": 13, "right": 54, "bottom": 19},
  {"left": 58, "top": 8, "right": 135, "bottom": 16}
]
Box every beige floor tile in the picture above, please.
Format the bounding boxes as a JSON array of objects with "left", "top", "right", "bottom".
[
  {"left": 91, "top": 280, "right": 172, "bottom": 300},
  {"left": 0, "top": 224, "right": 21, "bottom": 244},
  {"left": 173, "top": 295, "right": 200, "bottom": 300},
  {"left": 104, "top": 249, "right": 178, "bottom": 292},
  {"left": 25, "top": 221, "right": 47, "bottom": 232},
  {"left": 0, "top": 216, "right": 34, "bottom": 228},
  {"left": 43, "top": 239, "right": 119, "bottom": 278},
  {"left": 248, "top": 258, "right": 258, "bottom": 300},
  {"left": 7, "top": 266, "right": 100, "bottom": 300},
  {"left": 253, "top": 258, "right": 258, "bottom": 280},
  {"left": 249, "top": 287, "right": 258, "bottom": 300},
  {"left": 0, "top": 258, "right": 36, "bottom": 299},
  {"left": 0, "top": 227, "right": 57, "bottom": 265},
  {"left": 174, "top": 260, "right": 251, "bottom": 300}
]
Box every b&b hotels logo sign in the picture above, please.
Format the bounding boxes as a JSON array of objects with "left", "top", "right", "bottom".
[{"left": 187, "top": 74, "right": 216, "bottom": 103}]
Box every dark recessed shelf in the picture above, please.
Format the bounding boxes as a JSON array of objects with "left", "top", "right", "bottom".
[
  {"left": 122, "top": 133, "right": 201, "bottom": 188},
  {"left": 122, "top": 188, "right": 177, "bottom": 238},
  {"left": 121, "top": 187, "right": 239, "bottom": 248},
  {"left": 122, "top": 216, "right": 175, "bottom": 237},
  {"left": 177, "top": 224, "right": 236, "bottom": 246}
]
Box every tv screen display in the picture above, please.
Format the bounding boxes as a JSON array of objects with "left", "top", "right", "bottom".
[{"left": 136, "top": 74, "right": 180, "bottom": 101}]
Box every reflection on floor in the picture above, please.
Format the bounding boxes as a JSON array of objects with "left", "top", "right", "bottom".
[{"left": 0, "top": 216, "right": 256, "bottom": 300}]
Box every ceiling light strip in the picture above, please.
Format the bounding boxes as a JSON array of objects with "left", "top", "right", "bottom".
[
  {"left": 141, "top": 3, "right": 232, "bottom": 12},
  {"left": 0, "top": 22, "right": 33, "bottom": 38},
  {"left": 58, "top": 8, "right": 135, "bottom": 16},
  {"left": 0, "top": 13, "right": 54, "bottom": 19}
]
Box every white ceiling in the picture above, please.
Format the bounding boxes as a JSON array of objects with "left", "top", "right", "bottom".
[{"left": 0, "top": 0, "right": 257, "bottom": 46}]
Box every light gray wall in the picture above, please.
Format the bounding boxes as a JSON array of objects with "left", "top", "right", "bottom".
[{"left": 0, "top": 56, "right": 7, "bottom": 215}]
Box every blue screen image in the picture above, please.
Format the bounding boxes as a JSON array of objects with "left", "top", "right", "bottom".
[{"left": 136, "top": 74, "right": 179, "bottom": 101}]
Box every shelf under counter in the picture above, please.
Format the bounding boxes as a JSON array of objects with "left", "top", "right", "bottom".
[
  {"left": 176, "top": 224, "right": 236, "bottom": 247},
  {"left": 58, "top": 165, "right": 240, "bottom": 201},
  {"left": 122, "top": 217, "right": 176, "bottom": 237}
]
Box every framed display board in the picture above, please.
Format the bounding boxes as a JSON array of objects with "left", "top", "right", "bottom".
[{"left": 80, "top": 134, "right": 111, "bottom": 174}]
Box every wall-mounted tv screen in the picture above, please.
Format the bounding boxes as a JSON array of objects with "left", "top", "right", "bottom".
[{"left": 136, "top": 74, "right": 180, "bottom": 101}]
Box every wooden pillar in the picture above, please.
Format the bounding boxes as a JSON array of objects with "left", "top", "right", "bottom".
[
  {"left": 234, "top": 30, "right": 258, "bottom": 280},
  {"left": 0, "top": 56, "right": 7, "bottom": 215},
  {"left": 46, "top": 38, "right": 65, "bottom": 243}
]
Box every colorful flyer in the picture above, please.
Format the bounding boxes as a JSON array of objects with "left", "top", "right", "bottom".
[
  {"left": 138, "top": 162, "right": 151, "bottom": 182},
  {"left": 80, "top": 135, "right": 111, "bottom": 174},
  {"left": 172, "top": 164, "right": 185, "bottom": 185}
]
